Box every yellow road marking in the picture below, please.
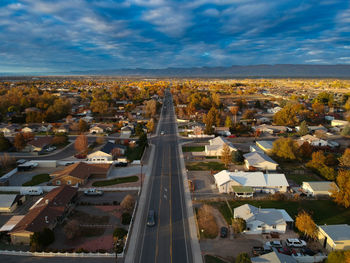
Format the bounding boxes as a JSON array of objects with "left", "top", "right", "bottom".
[
  {"left": 169, "top": 147, "right": 173, "bottom": 263},
  {"left": 155, "top": 146, "right": 165, "bottom": 263}
]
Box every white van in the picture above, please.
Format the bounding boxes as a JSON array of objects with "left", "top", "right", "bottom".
[{"left": 20, "top": 187, "right": 43, "bottom": 196}]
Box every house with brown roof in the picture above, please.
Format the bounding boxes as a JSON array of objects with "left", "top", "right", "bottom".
[
  {"left": 50, "top": 162, "right": 111, "bottom": 186},
  {"left": 10, "top": 186, "right": 77, "bottom": 245},
  {"left": 24, "top": 136, "right": 53, "bottom": 152}
]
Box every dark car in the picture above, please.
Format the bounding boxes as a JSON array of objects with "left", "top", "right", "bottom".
[
  {"left": 278, "top": 247, "right": 293, "bottom": 255},
  {"left": 220, "top": 227, "right": 228, "bottom": 238},
  {"left": 301, "top": 247, "right": 316, "bottom": 256},
  {"left": 252, "top": 246, "right": 265, "bottom": 256},
  {"left": 147, "top": 210, "right": 156, "bottom": 227}
]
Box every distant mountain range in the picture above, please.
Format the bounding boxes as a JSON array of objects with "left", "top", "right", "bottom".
[
  {"left": 68, "top": 64, "right": 350, "bottom": 78},
  {"left": 1, "top": 64, "right": 350, "bottom": 78}
]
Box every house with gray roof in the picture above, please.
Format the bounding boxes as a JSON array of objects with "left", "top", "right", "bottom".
[
  {"left": 251, "top": 249, "right": 297, "bottom": 263},
  {"left": 243, "top": 152, "right": 278, "bottom": 171},
  {"left": 205, "top": 136, "right": 237, "bottom": 157},
  {"left": 234, "top": 204, "right": 293, "bottom": 234},
  {"left": 318, "top": 224, "right": 350, "bottom": 251},
  {"left": 302, "top": 181, "right": 338, "bottom": 196}
]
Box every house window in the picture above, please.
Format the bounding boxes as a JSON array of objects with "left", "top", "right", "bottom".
[
  {"left": 257, "top": 225, "right": 261, "bottom": 228},
  {"left": 56, "top": 180, "right": 61, "bottom": 185},
  {"left": 273, "top": 225, "right": 276, "bottom": 229},
  {"left": 67, "top": 180, "right": 71, "bottom": 185}
]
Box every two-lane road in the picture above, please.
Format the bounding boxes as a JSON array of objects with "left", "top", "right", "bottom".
[{"left": 135, "top": 90, "right": 192, "bottom": 263}]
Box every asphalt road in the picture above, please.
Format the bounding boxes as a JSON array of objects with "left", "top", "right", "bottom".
[{"left": 135, "top": 90, "right": 192, "bottom": 263}]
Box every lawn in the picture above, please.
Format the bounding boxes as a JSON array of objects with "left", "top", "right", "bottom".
[
  {"left": 22, "top": 173, "right": 50, "bottom": 186},
  {"left": 92, "top": 176, "right": 139, "bottom": 187},
  {"left": 182, "top": 146, "right": 205, "bottom": 152},
  {"left": 186, "top": 161, "right": 225, "bottom": 171},
  {"left": 205, "top": 255, "right": 228, "bottom": 263},
  {"left": 126, "top": 145, "right": 146, "bottom": 161},
  {"left": 285, "top": 173, "right": 322, "bottom": 185},
  {"left": 214, "top": 200, "right": 350, "bottom": 226}
]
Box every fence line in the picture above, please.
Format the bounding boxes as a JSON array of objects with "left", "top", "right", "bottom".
[{"left": 0, "top": 250, "right": 124, "bottom": 258}]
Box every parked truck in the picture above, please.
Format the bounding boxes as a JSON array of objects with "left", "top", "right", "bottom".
[{"left": 84, "top": 188, "right": 103, "bottom": 196}]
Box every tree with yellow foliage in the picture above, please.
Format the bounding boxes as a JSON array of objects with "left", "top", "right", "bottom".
[{"left": 295, "top": 210, "right": 318, "bottom": 239}]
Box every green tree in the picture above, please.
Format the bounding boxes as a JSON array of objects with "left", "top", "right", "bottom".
[
  {"left": 341, "top": 125, "right": 350, "bottom": 136},
  {"left": 298, "top": 121, "right": 309, "bottom": 136},
  {"left": 0, "top": 133, "right": 11, "bottom": 151},
  {"left": 30, "top": 228, "right": 55, "bottom": 251},
  {"left": 272, "top": 137, "right": 298, "bottom": 161},
  {"left": 235, "top": 252, "right": 251, "bottom": 263},
  {"left": 221, "top": 144, "right": 232, "bottom": 168},
  {"left": 232, "top": 218, "right": 246, "bottom": 234},
  {"left": 232, "top": 150, "right": 244, "bottom": 164},
  {"left": 135, "top": 123, "right": 144, "bottom": 137},
  {"left": 113, "top": 227, "right": 128, "bottom": 239}
]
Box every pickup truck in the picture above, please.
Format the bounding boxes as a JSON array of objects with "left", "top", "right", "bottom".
[{"left": 84, "top": 188, "right": 103, "bottom": 196}]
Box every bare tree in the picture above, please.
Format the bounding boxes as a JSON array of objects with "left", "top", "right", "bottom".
[{"left": 0, "top": 153, "right": 16, "bottom": 169}]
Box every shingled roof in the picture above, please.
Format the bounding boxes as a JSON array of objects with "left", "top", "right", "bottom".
[
  {"left": 10, "top": 186, "right": 77, "bottom": 234},
  {"left": 51, "top": 162, "right": 110, "bottom": 180}
]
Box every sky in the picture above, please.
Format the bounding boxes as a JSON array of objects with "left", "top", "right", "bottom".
[{"left": 0, "top": 0, "right": 349, "bottom": 73}]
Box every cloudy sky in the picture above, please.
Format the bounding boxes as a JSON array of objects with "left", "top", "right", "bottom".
[{"left": 0, "top": 0, "right": 349, "bottom": 73}]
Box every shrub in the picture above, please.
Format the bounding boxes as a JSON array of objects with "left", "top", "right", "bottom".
[
  {"left": 120, "top": 194, "right": 135, "bottom": 213},
  {"left": 122, "top": 212, "right": 132, "bottom": 225},
  {"left": 232, "top": 218, "right": 246, "bottom": 234},
  {"left": 64, "top": 219, "right": 80, "bottom": 240},
  {"left": 113, "top": 227, "right": 128, "bottom": 239}
]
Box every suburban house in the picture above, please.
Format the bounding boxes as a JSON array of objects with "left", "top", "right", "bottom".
[
  {"left": 256, "top": 141, "right": 274, "bottom": 153},
  {"left": 234, "top": 204, "right": 293, "bottom": 234},
  {"left": 249, "top": 145, "right": 264, "bottom": 154},
  {"left": 0, "top": 124, "right": 19, "bottom": 136},
  {"left": 298, "top": 135, "right": 328, "bottom": 147},
  {"left": 120, "top": 126, "right": 132, "bottom": 137},
  {"left": 251, "top": 249, "right": 297, "bottom": 263},
  {"left": 318, "top": 224, "right": 350, "bottom": 251},
  {"left": 331, "top": 119, "right": 348, "bottom": 127},
  {"left": 0, "top": 215, "right": 25, "bottom": 233},
  {"left": 267, "top": 106, "right": 282, "bottom": 114},
  {"left": 9, "top": 186, "right": 77, "bottom": 245},
  {"left": 302, "top": 181, "right": 338, "bottom": 196},
  {"left": 89, "top": 124, "right": 113, "bottom": 134},
  {"left": 87, "top": 141, "right": 127, "bottom": 162},
  {"left": 24, "top": 136, "right": 53, "bottom": 152},
  {"left": 38, "top": 124, "right": 52, "bottom": 133},
  {"left": 50, "top": 162, "right": 112, "bottom": 186},
  {"left": 213, "top": 170, "right": 289, "bottom": 195},
  {"left": 0, "top": 194, "right": 25, "bottom": 212},
  {"left": 243, "top": 152, "right": 278, "bottom": 171},
  {"left": 205, "top": 136, "right": 237, "bottom": 157},
  {"left": 253, "top": 124, "right": 291, "bottom": 135},
  {"left": 54, "top": 124, "right": 70, "bottom": 133}
]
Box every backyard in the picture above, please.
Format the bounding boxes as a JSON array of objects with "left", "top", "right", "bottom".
[
  {"left": 22, "top": 173, "right": 50, "bottom": 186},
  {"left": 92, "top": 175, "right": 139, "bottom": 187},
  {"left": 182, "top": 146, "right": 205, "bottom": 152},
  {"left": 186, "top": 161, "right": 225, "bottom": 171}
]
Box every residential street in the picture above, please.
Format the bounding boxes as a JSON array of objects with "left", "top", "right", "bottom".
[{"left": 134, "top": 90, "right": 193, "bottom": 263}]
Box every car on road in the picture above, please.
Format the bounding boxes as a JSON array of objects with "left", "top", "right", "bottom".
[
  {"left": 220, "top": 227, "right": 228, "bottom": 238},
  {"left": 84, "top": 188, "right": 103, "bottom": 196},
  {"left": 286, "top": 238, "right": 307, "bottom": 247},
  {"left": 147, "top": 210, "right": 156, "bottom": 227},
  {"left": 45, "top": 146, "right": 57, "bottom": 152},
  {"left": 160, "top": 131, "right": 165, "bottom": 135},
  {"left": 265, "top": 240, "right": 283, "bottom": 248}
]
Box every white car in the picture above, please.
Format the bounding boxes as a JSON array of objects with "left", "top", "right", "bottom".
[
  {"left": 84, "top": 188, "right": 103, "bottom": 196},
  {"left": 286, "top": 238, "right": 307, "bottom": 247},
  {"left": 160, "top": 131, "right": 165, "bottom": 135},
  {"left": 265, "top": 241, "right": 282, "bottom": 248}
]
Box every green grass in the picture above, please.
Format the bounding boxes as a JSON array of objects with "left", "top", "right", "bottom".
[
  {"left": 285, "top": 173, "right": 322, "bottom": 185},
  {"left": 204, "top": 255, "right": 227, "bottom": 263},
  {"left": 126, "top": 145, "right": 146, "bottom": 161},
  {"left": 186, "top": 161, "right": 225, "bottom": 171},
  {"left": 182, "top": 146, "right": 205, "bottom": 152},
  {"left": 92, "top": 176, "right": 139, "bottom": 187},
  {"left": 214, "top": 200, "right": 350, "bottom": 226},
  {"left": 22, "top": 173, "right": 50, "bottom": 186}
]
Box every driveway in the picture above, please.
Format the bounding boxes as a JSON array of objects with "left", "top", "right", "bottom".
[
  {"left": 8, "top": 167, "right": 61, "bottom": 186},
  {"left": 188, "top": 171, "right": 217, "bottom": 195}
]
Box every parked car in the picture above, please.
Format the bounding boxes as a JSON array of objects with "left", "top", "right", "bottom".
[
  {"left": 147, "top": 210, "right": 156, "bottom": 227},
  {"left": 84, "top": 188, "right": 103, "bottom": 196},
  {"left": 115, "top": 161, "right": 128, "bottom": 167},
  {"left": 278, "top": 247, "right": 293, "bottom": 255},
  {"left": 160, "top": 131, "right": 165, "bottom": 135},
  {"left": 301, "top": 247, "right": 316, "bottom": 256},
  {"left": 16, "top": 159, "right": 27, "bottom": 165},
  {"left": 265, "top": 241, "right": 283, "bottom": 248},
  {"left": 252, "top": 246, "right": 265, "bottom": 256},
  {"left": 20, "top": 187, "right": 43, "bottom": 196},
  {"left": 45, "top": 146, "right": 56, "bottom": 152},
  {"left": 220, "top": 227, "right": 228, "bottom": 238},
  {"left": 286, "top": 238, "right": 307, "bottom": 248},
  {"left": 228, "top": 134, "right": 236, "bottom": 138}
]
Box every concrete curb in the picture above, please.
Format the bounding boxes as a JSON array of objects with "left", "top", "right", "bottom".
[
  {"left": 124, "top": 144, "right": 155, "bottom": 263},
  {"left": 174, "top": 104, "right": 203, "bottom": 263}
]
